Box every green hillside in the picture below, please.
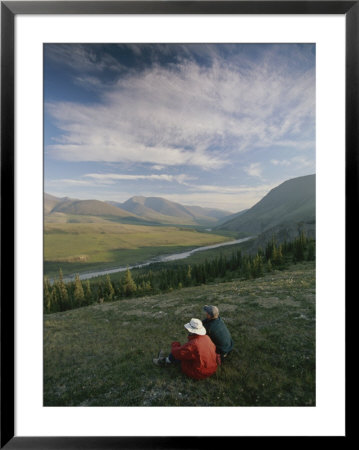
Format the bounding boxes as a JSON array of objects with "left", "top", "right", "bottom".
[
  {"left": 185, "top": 205, "right": 234, "bottom": 220},
  {"left": 218, "top": 174, "right": 315, "bottom": 234},
  {"left": 116, "top": 196, "right": 231, "bottom": 225},
  {"left": 114, "top": 196, "right": 193, "bottom": 224},
  {"left": 44, "top": 261, "right": 315, "bottom": 406},
  {"left": 51, "top": 199, "right": 137, "bottom": 218},
  {"left": 44, "top": 193, "right": 62, "bottom": 214},
  {"left": 45, "top": 194, "right": 232, "bottom": 226}
]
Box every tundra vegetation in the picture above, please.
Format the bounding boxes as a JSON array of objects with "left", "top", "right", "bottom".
[
  {"left": 43, "top": 231, "right": 315, "bottom": 407},
  {"left": 44, "top": 258, "right": 315, "bottom": 406}
]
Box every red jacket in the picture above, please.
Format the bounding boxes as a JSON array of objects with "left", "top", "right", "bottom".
[{"left": 171, "top": 334, "right": 218, "bottom": 380}]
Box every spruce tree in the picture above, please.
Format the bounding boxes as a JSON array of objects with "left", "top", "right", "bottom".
[
  {"left": 185, "top": 265, "right": 192, "bottom": 286},
  {"left": 97, "top": 280, "right": 104, "bottom": 303},
  {"left": 51, "top": 282, "right": 60, "bottom": 313},
  {"left": 57, "top": 269, "right": 69, "bottom": 311},
  {"left": 267, "top": 259, "right": 273, "bottom": 272},
  {"left": 293, "top": 234, "right": 305, "bottom": 262},
  {"left": 265, "top": 237, "right": 276, "bottom": 261},
  {"left": 272, "top": 244, "right": 284, "bottom": 267},
  {"left": 105, "top": 274, "right": 115, "bottom": 301},
  {"left": 307, "top": 240, "right": 315, "bottom": 261},
  {"left": 123, "top": 268, "right": 137, "bottom": 297},
  {"left": 85, "top": 280, "right": 92, "bottom": 304},
  {"left": 43, "top": 277, "right": 52, "bottom": 314},
  {"left": 236, "top": 250, "right": 242, "bottom": 269},
  {"left": 242, "top": 259, "right": 251, "bottom": 279},
  {"left": 252, "top": 254, "right": 263, "bottom": 277},
  {"left": 74, "top": 274, "right": 85, "bottom": 307}
]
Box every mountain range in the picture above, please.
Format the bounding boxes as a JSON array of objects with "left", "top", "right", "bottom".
[
  {"left": 110, "top": 196, "right": 231, "bottom": 225},
  {"left": 44, "top": 193, "right": 232, "bottom": 226},
  {"left": 45, "top": 173, "right": 315, "bottom": 232}
]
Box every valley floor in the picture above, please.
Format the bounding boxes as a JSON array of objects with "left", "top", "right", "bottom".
[
  {"left": 44, "top": 222, "right": 233, "bottom": 278},
  {"left": 44, "top": 261, "right": 315, "bottom": 407}
]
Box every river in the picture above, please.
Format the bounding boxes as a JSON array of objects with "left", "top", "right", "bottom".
[{"left": 62, "top": 236, "right": 253, "bottom": 283}]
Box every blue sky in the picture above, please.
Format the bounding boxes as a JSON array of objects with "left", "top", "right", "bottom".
[{"left": 44, "top": 43, "right": 315, "bottom": 213}]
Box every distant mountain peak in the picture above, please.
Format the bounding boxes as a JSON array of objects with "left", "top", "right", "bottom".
[
  {"left": 110, "top": 196, "right": 232, "bottom": 226},
  {"left": 217, "top": 174, "right": 315, "bottom": 234}
]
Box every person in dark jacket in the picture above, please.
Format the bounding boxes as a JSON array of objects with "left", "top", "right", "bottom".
[
  {"left": 153, "top": 318, "right": 218, "bottom": 380},
  {"left": 202, "top": 305, "right": 233, "bottom": 361}
]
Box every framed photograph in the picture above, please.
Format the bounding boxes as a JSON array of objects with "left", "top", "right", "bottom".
[{"left": 1, "top": 1, "right": 353, "bottom": 447}]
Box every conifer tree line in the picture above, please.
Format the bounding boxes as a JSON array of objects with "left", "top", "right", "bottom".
[{"left": 44, "top": 231, "right": 315, "bottom": 314}]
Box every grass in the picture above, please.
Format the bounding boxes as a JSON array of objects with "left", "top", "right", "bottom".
[
  {"left": 44, "top": 261, "right": 315, "bottom": 406},
  {"left": 44, "top": 222, "right": 231, "bottom": 278}
]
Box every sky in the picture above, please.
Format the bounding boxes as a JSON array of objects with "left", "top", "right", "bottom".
[{"left": 44, "top": 43, "right": 315, "bottom": 213}]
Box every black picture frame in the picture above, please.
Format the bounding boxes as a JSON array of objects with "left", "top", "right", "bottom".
[{"left": 1, "top": 1, "right": 354, "bottom": 447}]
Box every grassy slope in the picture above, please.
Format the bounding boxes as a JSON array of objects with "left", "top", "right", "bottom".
[
  {"left": 44, "top": 222, "right": 231, "bottom": 277},
  {"left": 117, "top": 196, "right": 231, "bottom": 226},
  {"left": 44, "top": 261, "right": 315, "bottom": 406},
  {"left": 52, "top": 199, "right": 138, "bottom": 218},
  {"left": 219, "top": 174, "right": 315, "bottom": 234}
]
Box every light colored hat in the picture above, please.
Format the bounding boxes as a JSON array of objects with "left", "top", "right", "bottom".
[{"left": 184, "top": 318, "right": 206, "bottom": 336}]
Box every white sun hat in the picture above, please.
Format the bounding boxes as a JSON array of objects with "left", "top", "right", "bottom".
[{"left": 184, "top": 318, "right": 206, "bottom": 336}]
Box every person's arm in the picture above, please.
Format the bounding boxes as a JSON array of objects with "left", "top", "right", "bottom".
[
  {"left": 171, "top": 341, "right": 196, "bottom": 360},
  {"left": 203, "top": 321, "right": 211, "bottom": 337}
]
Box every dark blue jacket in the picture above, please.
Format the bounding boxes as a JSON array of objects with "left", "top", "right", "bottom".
[{"left": 202, "top": 316, "right": 233, "bottom": 354}]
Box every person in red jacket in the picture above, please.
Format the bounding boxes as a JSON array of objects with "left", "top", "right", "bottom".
[{"left": 153, "top": 318, "right": 218, "bottom": 380}]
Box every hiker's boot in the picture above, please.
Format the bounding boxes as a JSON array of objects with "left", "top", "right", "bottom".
[
  {"left": 152, "top": 350, "right": 168, "bottom": 366},
  {"left": 152, "top": 357, "right": 166, "bottom": 366}
]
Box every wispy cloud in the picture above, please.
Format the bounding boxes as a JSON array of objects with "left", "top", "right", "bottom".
[
  {"left": 83, "top": 173, "right": 193, "bottom": 184},
  {"left": 45, "top": 46, "right": 315, "bottom": 170},
  {"left": 47, "top": 178, "right": 91, "bottom": 186},
  {"left": 46, "top": 172, "right": 194, "bottom": 190},
  {"left": 271, "top": 159, "right": 292, "bottom": 167},
  {"left": 291, "top": 156, "right": 314, "bottom": 168},
  {"left": 271, "top": 156, "right": 314, "bottom": 168},
  {"left": 46, "top": 176, "right": 280, "bottom": 212},
  {"left": 244, "top": 163, "right": 263, "bottom": 178},
  {"left": 44, "top": 44, "right": 315, "bottom": 211},
  {"left": 152, "top": 165, "right": 166, "bottom": 171}
]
